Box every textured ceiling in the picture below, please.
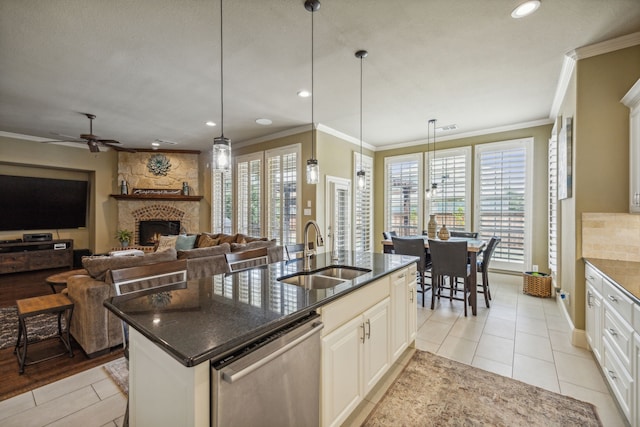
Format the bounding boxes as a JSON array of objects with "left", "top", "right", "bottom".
[{"left": 1, "top": 0, "right": 639, "bottom": 152}]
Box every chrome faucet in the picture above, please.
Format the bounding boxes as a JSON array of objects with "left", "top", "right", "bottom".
[{"left": 303, "top": 220, "right": 324, "bottom": 271}]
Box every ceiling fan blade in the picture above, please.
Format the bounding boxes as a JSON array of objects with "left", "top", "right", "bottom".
[
  {"left": 97, "top": 139, "right": 121, "bottom": 144},
  {"left": 50, "top": 132, "right": 84, "bottom": 142},
  {"left": 42, "top": 139, "right": 86, "bottom": 144}
]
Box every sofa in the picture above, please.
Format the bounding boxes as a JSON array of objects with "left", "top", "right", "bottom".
[{"left": 66, "top": 233, "right": 283, "bottom": 357}]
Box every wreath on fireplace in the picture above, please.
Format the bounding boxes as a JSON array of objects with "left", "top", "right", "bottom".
[{"left": 147, "top": 154, "right": 172, "bottom": 176}]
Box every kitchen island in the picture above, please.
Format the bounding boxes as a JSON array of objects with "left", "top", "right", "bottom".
[{"left": 105, "top": 250, "right": 418, "bottom": 427}]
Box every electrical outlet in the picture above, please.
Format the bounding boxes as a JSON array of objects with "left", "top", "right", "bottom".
[{"left": 532, "top": 264, "right": 538, "bottom": 272}]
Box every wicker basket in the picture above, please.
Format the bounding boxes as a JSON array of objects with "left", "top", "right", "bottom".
[{"left": 522, "top": 272, "right": 552, "bottom": 297}]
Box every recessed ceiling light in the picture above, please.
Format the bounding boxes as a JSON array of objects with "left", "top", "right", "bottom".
[
  {"left": 511, "top": 0, "right": 540, "bottom": 18},
  {"left": 297, "top": 90, "right": 311, "bottom": 98},
  {"left": 256, "top": 118, "right": 272, "bottom": 126},
  {"left": 205, "top": 121, "right": 216, "bottom": 127}
]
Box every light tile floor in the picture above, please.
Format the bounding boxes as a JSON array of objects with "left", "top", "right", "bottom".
[{"left": 0, "top": 276, "right": 628, "bottom": 426}]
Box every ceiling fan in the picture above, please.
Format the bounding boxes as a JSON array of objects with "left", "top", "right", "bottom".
[{"left": 46, "top": 113, "right": 135, "bottom": 153}]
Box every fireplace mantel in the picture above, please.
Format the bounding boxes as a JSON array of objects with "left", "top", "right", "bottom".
[{"left": 111, "top": 194, "right": 203, "bottom": 201}]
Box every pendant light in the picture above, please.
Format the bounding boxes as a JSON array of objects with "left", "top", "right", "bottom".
[
  {"left": 305, "top": 0, "right": 320, "bottom": 185},
  {"left": 213, "top": 0, "right": 230, "bottom": 172},
  {"left": 355, "top": 49, "right": 368, "bottom": 190}
]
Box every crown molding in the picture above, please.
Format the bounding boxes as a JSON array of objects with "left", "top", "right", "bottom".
[
  {"left": 568, "top": 31, "right": 640, "bottom": 61},
  {"left": 375, "top": 118, "right": 553, "bottom": 151},
  {"left": 549, "top": 55, "right": 576, "bottom": 119},
  {"left": 316, "top": 124, "right": 375, "bottom": 151},
  {"left": 621, "top": 78, "right": 640, "bottom": 107}
]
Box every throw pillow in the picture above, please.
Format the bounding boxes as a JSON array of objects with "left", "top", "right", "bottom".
[
  {"left": 156, "top": 235, "right": 178, "bottom": 252},
  {"left": 175, "top": 234, "right": 197, "bottom": 251},
  {"left": 177, "top": 242, "right": 231, "bottom": 259},
  {"left": 198, "top": 234, "right": 220, "bottom": 248},
  {"left": 217, "top": 233, "right": 238, "bottom": 245}
]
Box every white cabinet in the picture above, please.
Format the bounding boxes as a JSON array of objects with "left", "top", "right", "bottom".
[
  {"left": 622, "top": 78, "right": 640, "bottom": 213},
  {"left": 585, "top": 262, "right": 638, "bottom": 426},
  {"left": 390, "top": 265, "right": 419, "bottom": 360},
  {"left": 585, "top": 264, "right": 603, "bottom": 363},
  {"left": 321, "top": 296, "right": 390, "bottom": 427}
]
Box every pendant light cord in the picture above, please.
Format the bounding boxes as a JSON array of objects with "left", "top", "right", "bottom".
[
  {"left": 359, "top": 53, "right": 363, "bottom": 170},
  {"left": 219, "top": 0, "right": 224, "bottom": 138},
  {"left": 311, "top": 6, "right": 315, "bottom": 161}
]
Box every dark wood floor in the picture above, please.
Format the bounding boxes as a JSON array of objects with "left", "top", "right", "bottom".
[{"left": 0, "top": 268, "right": 123, "bottom": 401}]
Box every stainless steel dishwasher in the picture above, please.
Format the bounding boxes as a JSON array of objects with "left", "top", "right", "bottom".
[{"left": 211, "top": 313, "right": 323, "bottom": 427}]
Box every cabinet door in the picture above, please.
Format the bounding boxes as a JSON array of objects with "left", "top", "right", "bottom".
[
  {"left": 585, "top": 283, "right": 603, "bottom": 363},
  {"left": 321, "top": 316, "right": 364, "bottom": 427},
  {"left": 363, "top": 298, "right": 391, "bottom": 394},
  {"left": 390, "top": 268, "right": 409, "bottom": 360},
  {"left": 407, "top": 269, "right": 417, "bottom": 342},
  {"left": 634, "top": 332, "right": 639, "bottom": 427}
]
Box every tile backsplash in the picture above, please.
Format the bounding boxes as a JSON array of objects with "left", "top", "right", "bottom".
[{"left": 582, "top": 213, "right": 640, "bottom": 262}]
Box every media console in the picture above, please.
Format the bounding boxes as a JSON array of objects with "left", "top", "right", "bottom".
[{"left": 0, "top": 239, "right": 73, "bottom": 274}]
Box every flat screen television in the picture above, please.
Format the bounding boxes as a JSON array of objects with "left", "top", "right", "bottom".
[{"left": 0, "top": 175, "right": 89, "bottom": 231}]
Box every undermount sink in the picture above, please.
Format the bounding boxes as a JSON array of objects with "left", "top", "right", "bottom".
[
  {"left": 278, "top": 274, "right": 345, "bottom": 289},
  {"left": 277, "top": 266, "right": 372, "bottom": 289},
  {"left": 312, "top": 266, "right": 371, "bottom": 280}
]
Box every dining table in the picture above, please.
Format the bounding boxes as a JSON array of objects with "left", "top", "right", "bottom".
[{"left": 382, "top": 236, "right": 486, "bottom": 315}]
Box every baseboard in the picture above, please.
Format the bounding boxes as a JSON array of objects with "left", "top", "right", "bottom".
[{"left": 555, "top": 293, "right": 589, "bottom": 350}]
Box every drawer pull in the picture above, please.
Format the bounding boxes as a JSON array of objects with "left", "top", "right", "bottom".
[
  {"left": 360, "top": 323, "right": 366, "bottom": 343},
  {"left": 607, "top": 370, "right": 617, "bottom": 381},
  {"left": 607, "top": 328, "right": 617, "bottom": 337},
  {"left": 607, "top": 295, "right": 618, "bottom": 303},
  {"left": 409, "top": 289, "right": 414, "bottom": 303},
  {"left": 365, "top": 319, "right": 371, "bottom": 340},
  {"left": 587, "top": 291, "right": 592, "bottom": 308},
  {"left": 397, "top": 273, "right": 406, "bottom": 279}
]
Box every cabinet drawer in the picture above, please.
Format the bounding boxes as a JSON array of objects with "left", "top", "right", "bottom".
[
  {"left": 602, "top": 278, "right": 633, "bottom": 325},
  {"left": 320, "top": 276, "right": 390, "bottom": 336},
  {"left": 603, "top": 306, "right": 634, "bottom": 369},
  {"left": 584, "top": 264, "right": 602, "bottom": 294},
  {"left": 602, "top": 340, "right": 633, "bottom": 422},
  {"left": 0, "top": 253, "right": 28, "bottom": 272}
]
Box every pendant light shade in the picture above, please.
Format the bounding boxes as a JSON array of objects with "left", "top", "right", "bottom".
[
  {"left": 356, "top": 49, "right": 368, "bottom": 190},
  {"left": 305, "top": 0, "right": 320, "bottom": 185},
  {"left": 213, "top": 0, "right": 231, "bottom": 172}
]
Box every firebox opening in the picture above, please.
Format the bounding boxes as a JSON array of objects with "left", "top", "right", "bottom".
[{"left": 139, "top": 220, "right": 181, "bottom": 246}]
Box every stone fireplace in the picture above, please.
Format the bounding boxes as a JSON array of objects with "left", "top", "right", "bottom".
[
  {"left": 114, "top": 150, "right": 202, "bottom": 247},
  {"left": 138, "top": 220, "right": 181, "bottom": 246}
]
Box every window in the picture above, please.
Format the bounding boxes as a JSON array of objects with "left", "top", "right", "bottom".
[
  {"left": 384, "top": 154, "right": 422, "bottom": 236},
  {"left": 235, "top": 153, "right": 262, "bottom": 237},
  {"left": 426, "top": 147, "right": 471, "bottom": 232},
  {"left": 353, "top": 152, "right": 373, "bottom": 251},
  {"left": 211, "top": 170, "right": 232, "bottom": 234},
  {"left": 548, "top": 130, "right": 558, "bottom": 273},
  {"left": 266, "top": 145, "right": 300, "bottom": 245},
  {"left": 475, "top": 138, "right": 533, "bottom": 272}
]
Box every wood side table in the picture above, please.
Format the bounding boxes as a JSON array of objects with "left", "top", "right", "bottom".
[
  {"left": 45, "top": 268, "right": 88, "bottom": 293},
  {"left": 14, "top": 293, "right": 74, "bottom": 374}
]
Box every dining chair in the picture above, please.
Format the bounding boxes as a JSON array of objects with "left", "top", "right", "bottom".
[
  {"left": 382, "top": 231, "right": 397, "bottom": 240},
  {"left": 109, "top": 259, "right": 188, "bottom": 427},
  {"left": 450, "top": 231, "right": 479, "bottom": 238},
  {"left": 476, "top": 236, "right": 501, "bottom": 308},
  {"left": 392, "top": 236, "right": 432, "bottom": 307},
  {"left": 225, "top": 247, "right": 269, "bottom": 272},
  {"left": 428, "top": 239, "right": 472, "bottom": 316}
]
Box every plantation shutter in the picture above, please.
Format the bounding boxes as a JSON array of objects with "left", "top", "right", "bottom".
[
  {"left": 236, "top": 154, "right": 262, "bottom": 237},
  {"left": 353, "top": 153, "right": 373, "bottom": 252},
  {"left": 548, "top": 134, "right": 558, "bottom": 273},
  {"left": 266, "top": 146, "right": 299, "bottom": 245},
  {"left": 427, "top": 149, "right": 470, "bottom": 231},
  {"left": 476, "top": 141, "right": 529, "bottom": 270},
  {"left": 384, "top": 154, "right": 422, "bottom": 236},
  {"left": 211, "top": 171, "right": 232, "bottom": 234}
]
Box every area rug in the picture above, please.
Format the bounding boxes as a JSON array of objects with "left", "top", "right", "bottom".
[
  {"left": 0, "top": 306, "right": 65, "bottom": 350},
  {"left": 104, "top": 357, "right": 128, "bottom": 395},
  {"left": 363, "top": 350, "right": 602, "bottom": 427}
]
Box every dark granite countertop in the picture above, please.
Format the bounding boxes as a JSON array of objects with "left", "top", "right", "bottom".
[
  {"left": 584, "top": 258, "right": 640, "bottom": 303},
  {"left": 104, "top": 251, "right": 417, "bottom": 367}
]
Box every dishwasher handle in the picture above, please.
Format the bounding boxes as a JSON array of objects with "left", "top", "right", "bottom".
[{"left": 222, "top": 322, "right": 324, "bottom": 384}]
